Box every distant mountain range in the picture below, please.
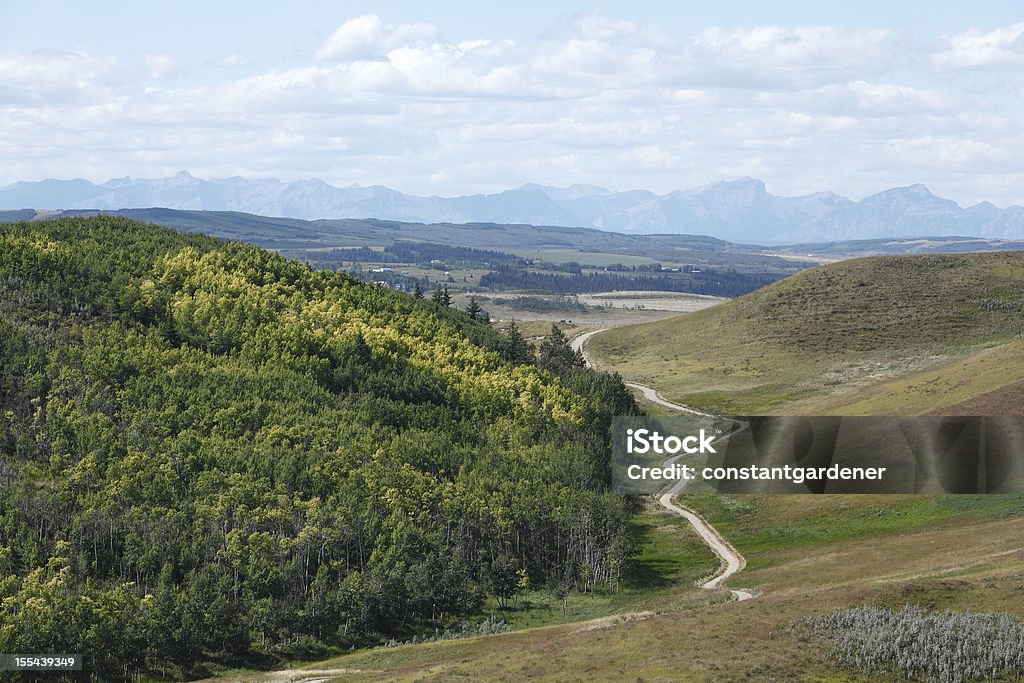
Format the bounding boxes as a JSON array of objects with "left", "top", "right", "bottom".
[{"left": 3, "top": 172, "right": 1023, "bottom": 242}]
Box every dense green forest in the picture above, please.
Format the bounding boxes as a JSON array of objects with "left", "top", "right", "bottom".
[
  {"left": 283, "top": 242, "right": 528, "bottom": 268},
  {"left": 478, "top": 266, "right": 778, "bottom": 296},
  {"left": 0, "top": 217, "right": 640, "bottom": 680}
]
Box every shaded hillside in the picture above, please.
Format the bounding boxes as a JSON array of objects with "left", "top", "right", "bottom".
[
  {"left": 589, "top": 252, "right": 1024, "bottom": 414},
  {"left": 0, "top": 216, "right": 640, "bottom": 680}
]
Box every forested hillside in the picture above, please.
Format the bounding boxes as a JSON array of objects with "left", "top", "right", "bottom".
[{"left": 0, "top": 217, "right": 639, "bottom": 680}]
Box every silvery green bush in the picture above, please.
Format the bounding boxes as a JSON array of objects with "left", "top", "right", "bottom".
[
  {"left": 803, "top": 605, "right": 1024, "bottom": 682},
  {"left": 381, "top": 615, "right": 512, "bottom": 648}
]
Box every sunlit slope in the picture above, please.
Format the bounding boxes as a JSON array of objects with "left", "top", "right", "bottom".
[
  {"left": 807, "top": 337, "right": 1024, "bottom": 415},
  {"left": 588, "top": 252, "right": 1024, "bottom": 414}
]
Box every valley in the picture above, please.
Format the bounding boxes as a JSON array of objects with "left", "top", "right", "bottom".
[
  {"left": 3, "top": 213, "right": 1024, "bottom": 681},
  {"left": 10, "top": 4, "right": 1024, "bottom": 680},
  {"left": 205, "top": 278, "right": 1024, "bottom": 680}
]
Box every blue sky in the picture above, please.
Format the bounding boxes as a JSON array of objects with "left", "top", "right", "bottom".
[{"left": 2, "top": 1, "right": 1023, "bottom": 204}]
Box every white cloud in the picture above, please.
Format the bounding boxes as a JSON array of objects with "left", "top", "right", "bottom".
[
  {"left": 314, "top": 15, "right": 440, "bottom": 62},
  {"left": 685, "top": 26, "right": 900, "bottom": 88},
  {"left": 208, "top": 54, "right": 252, "bottom": 69},
  {"left": 145, "top": 53, "right": 181, "bottom": 80},
  {"left": 0, "top": 49, "right": 117, "bottom": 102},
  {"left": 760, "top": 81, "right": 961, "bottom": 117},
  {"left": 934, "top": 22, "right": 1024, "bottom": 69},
  {"left": 693, "top": 25, "right": 895, "bottom": 64},
  {"left": 570, "top": 11, "right": 672, "bottom": 48}
]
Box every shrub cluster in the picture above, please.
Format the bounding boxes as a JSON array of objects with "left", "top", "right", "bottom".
[
  {"left": 381, "top": 615, "right": 512, "bottom": 647},
  {"left": 803, "top": 605, "right": 1024, "bottom": 682}
]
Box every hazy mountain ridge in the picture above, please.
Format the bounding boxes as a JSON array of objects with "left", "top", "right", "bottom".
[{"left": 3, "top": 172, "right": 1023, "bottom": 242}]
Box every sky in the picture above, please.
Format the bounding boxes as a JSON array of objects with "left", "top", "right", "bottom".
[{"left": 2, "top": 1, "right": 1023, "bottom": 205}]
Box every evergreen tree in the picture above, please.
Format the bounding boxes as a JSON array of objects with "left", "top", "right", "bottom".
[
  {"left": 431, "top": 285, "right": 451, "bottom": 307},
  {"left": 351, "top": 331, "right": 373, "bottom": 364},
  {"left": 413, "top": 281, "right": 424, "bottom": 299},
  {"left": 538, "top": 324, "right": 586, "bottom": 374},
  {"left": 465, "top": 296, "right": 482, "bottom": 321},
  {"left": 502, "top": 321, "right": 533, "bottom": 365}
]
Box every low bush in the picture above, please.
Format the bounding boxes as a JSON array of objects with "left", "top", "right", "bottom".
[{"left": 801, "top": 605, "right": 1024, "bottom": 682}]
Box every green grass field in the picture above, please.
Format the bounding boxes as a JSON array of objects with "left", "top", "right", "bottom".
[{"left": 682, "top": 494, "right": 1024, "bottom": 576}]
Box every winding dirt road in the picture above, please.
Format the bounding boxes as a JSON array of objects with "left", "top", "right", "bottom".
[{"left": 571, "top": 328, "right": 753, "bottom": 601}]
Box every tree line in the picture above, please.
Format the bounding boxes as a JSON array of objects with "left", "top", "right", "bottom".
[
  {"left": 285, "top": 242, "right": 527, "bottom": 268},
  {"left": 479, "top": 267, "right": 779, "bottom": 296}
]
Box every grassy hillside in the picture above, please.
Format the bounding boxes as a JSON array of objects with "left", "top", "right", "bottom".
[
  {"left": 209, "top": 494, "right": 1024, "bottom": 681},
  {"left": 588, "top": 252, "right": 1024, "bottom": 414},
  {"left": 0, "top": 216, "right": 644, "bottom": 681},
  {"left": 808, "top": 337, "right": 1024, "bottom": 415}
]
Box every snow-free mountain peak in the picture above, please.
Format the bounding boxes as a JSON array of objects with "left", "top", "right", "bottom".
[{"left": 2, "top": 173, "right": 1022, "bottom": 242}]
